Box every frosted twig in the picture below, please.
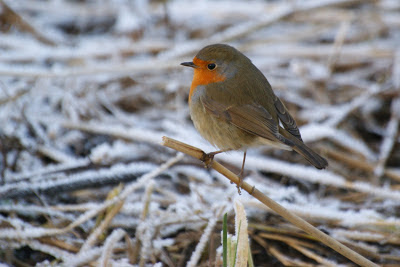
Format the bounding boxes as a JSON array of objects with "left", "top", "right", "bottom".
[
  {"left": 187, "top": 208, "right": 223, "bottom": 267},
  {"left": 291, "top": 243, "right": 338, "bottom": 266},
  {"left": 36, "top": 144, "right": 77, "bottom": 163},
  {"left": 159, "top": 0, "right": 374, "bottom": 60},
  {"left": 324, "top": 147, "right": 400, "bottom": 182},
  {"left": 300, "top": 124, "right": 375, "bottom": 160},
  {"left": 234, "top": 200, "right": 249, "bottom": 267},
  {"left": 324, "top": 84, "right": 381, "bottom": 127},
  {"left": 244, "top": 198, "right": 400, "bottom": 229},
  {"left": 6, "top": 240, "right": 73, "bottom": 262},
  {"left": 0, "top": 39, "right": 171, "bottom": 62},
  {"left": 0, "top": 204, "right": 75, "bottom": 220},
  {"left": 62, "top": 121, "right": 164, "bottom": 146},
  {"left": 98, "top": 228, "right": 126, "bottom": 267},
  {"left": 300, "top": 84, "right": 383, "bottom": 126},
  {"left": 393, "top": 49, "right": 400, "bottom": 89},
  {"left": 0, "top": 60, "right": 177, "bottom": 78},
  {"left": 0, "top": 155, "right": 183, "bottom": 240},
  {"left": 63, "top": 246, "right": 103, "bottom": 266},
  {"left": 327, "top": 19, "right": 351, "bottom": 73},
  {"left": 332, "top": 229, "right": 399, "bottom": 244},
  {"left": 0, "top": 162, "right": 156, "bottom": 198},
  {"left": 7, "top": 158, "right": 91, "bottom": 182},
  {"left": 244, "top": 43, "right": 393, "bottom": 60},
  {"left": 79, "top": 196, "right": 124, "bottom": 252},
  {"left": 374, "top": 97, "right": 400, "bottom": 178},
  {"left": 133, "top": 180, "right": 155, "bottom": 264},
  {"left": 241, "top": 155, "right": 400, "bottom": 201}
]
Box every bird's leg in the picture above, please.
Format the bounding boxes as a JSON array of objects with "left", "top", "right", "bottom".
[
  {"left": 237, "top": 150, "right": 247, "bottom": 189},
  {"left": 201, "top": 149, "right": 229, "bottom": 169}
]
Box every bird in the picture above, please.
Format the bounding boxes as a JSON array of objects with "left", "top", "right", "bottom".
[{"left": 181, "top": 44, "right": 327, "bottom": 184}]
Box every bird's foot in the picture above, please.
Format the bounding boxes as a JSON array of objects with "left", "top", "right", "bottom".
[
  {"left": 201, "top": 151, "right": 217, "bottom": 169},
  {"left": 235, "top": 171, "right": 245, "bottom": 195}
]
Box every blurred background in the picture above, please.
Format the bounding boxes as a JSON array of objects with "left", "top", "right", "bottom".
[{"left": 0, "top": 0, "right": 399, "bottom": 266}]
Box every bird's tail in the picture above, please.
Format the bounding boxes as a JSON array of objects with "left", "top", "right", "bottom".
[{"left": 280, "top": 129, "right": 328, "bottom": 169}]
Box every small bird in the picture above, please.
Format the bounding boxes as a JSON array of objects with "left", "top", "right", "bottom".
[{"left": 181, "top": 44, "right": 327, "bottom": 182}]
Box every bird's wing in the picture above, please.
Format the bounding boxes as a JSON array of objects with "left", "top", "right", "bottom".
[
  {"left": 273, "top": 96, "right": 303, "bottom": 141},
  {"left": 201, "top": 95, "right": 285, "bottom": 143}
]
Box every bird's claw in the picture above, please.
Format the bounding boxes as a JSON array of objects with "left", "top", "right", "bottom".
[
  {"left": 201, "top": 152, "right": 215, "bottom": 169},
  {"left": 236, "top": 171, "right": 244, "bottom": 195}
]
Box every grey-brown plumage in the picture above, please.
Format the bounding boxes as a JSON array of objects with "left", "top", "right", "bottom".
[{"left": 183, "top": 44, "right": 328, "bottom": 170}]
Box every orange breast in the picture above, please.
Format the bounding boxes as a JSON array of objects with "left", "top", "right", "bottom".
[{"left": 188, "top": 58, "right": 226, "bottom": 102}]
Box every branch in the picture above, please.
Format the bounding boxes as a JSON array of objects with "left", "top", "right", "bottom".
[{"left": 162, "top": 136, "right": 378, "bottom": 267}]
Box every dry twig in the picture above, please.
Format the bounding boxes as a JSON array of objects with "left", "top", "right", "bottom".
[{"left": 162, "top": 136, "right": 378, "bottom": 267}]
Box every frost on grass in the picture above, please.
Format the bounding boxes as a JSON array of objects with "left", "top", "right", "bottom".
[{"left": 0, "top": 0, "right": 399, "bottom": 266}]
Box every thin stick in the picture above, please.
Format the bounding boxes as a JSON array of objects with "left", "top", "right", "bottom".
[{"left": 162, "top": 136, "right": 378, "bottom": 267}]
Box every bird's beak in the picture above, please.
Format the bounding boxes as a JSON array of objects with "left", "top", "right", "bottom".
[{"left": 181, "top": 62, "right": 197, "bottom": 68}]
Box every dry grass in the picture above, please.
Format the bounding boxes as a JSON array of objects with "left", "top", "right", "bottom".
[{"left": 0, "top": 0, "right": 399, "bottom": 266}]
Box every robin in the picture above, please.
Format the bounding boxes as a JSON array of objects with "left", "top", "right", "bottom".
[{"left": 181, "top": 44, "right": 328, "bottom": 182}]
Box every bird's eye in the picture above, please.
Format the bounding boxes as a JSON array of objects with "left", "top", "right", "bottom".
[{"left": 207, "top": 63, "right": 216, "bottom": 70}]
